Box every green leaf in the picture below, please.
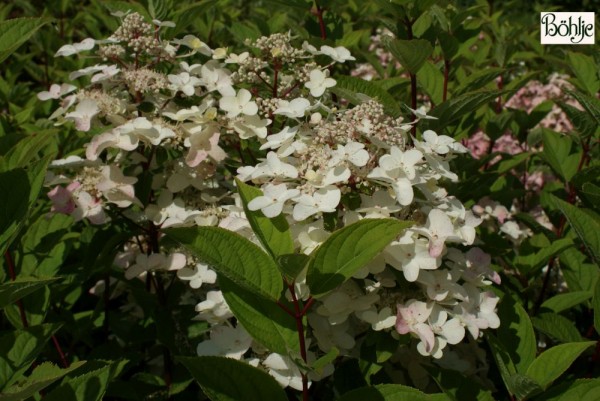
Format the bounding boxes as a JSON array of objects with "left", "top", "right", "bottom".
[
  {"left": 332, "top": 76, "right": 402, "bottom": 118},
  {"left": 235, "top": 178, "right": 294, "bottom": 258},
  {"left": 594, "top": 279, "right": 600, "bottom": 335},
  {"left": 544, "top": 194, "right": 600, "bottom": 266},
  {"left": 165, "top": 226, "right": 282, "bottom": 300},
  {"left": 306, "top": 219, "right": 412, "bottom": 298},
  {"left": 497, "top": 299, "right": 536, "bottom": 374},
  {"left": 3, "top": 130, "right": 57, "bottom": 169},
  {"left": 337, "top": 383, "right": 442, "bottom": 401},
  {"left": 554, "top": 379, "right": 600, "bottom": 401},
  {"left": 44, "top": 360, "right": 127, "bottom": 401},
  {"left": 0, "top": 277, "right": 60, "bottom": 309},
  {"left": 532, "top": 313, "right": 582, "bottom": 343},
  {"left": 311, "top": 347, "right": 339, "bottom": 376},
  {"left": 526, "top": 342, "right": 595, "bottom": 389},
  {"left": 0, "top": 18, "right": 52, "bottom": 63},
  {"left": 558, "top": 101, "right": 597, "bottom": 137},
  {"left": 381, "top": 36, "right": 433, "bottom": 74},
  {"left": 455, "top": 67, "right": 504, "bottom": 96},
  {"left": 276, "top": 253, "right": 309, "bottom": 281},
  {"left": 541, "top": 291, "right": 592, "bottom": 313},
  {"left": 178, "top": 356, "right": 288, "bottom": 401},
  {"left": 219, "top": 276, "right": 298, "bottom": 354},
  {"left": 0, "top": 323, "right": 62, "bottom": 390},
  {"left": 487, "top": 334, "right": 518, "bottom": 394},
  {"left": 540, "top": 129, "right": 580, "bottom": 181},
  {"left": 0, "top": 168, "right": 30, "bottom": 253},
  {"left": 416, "top": 61, "right": 444, "bottom": 105},
  {"left": 567, "top": 52, "right": 600, "bottom": 95},
  {"left": 424, "top": 90, "right": 503, "bottom": 131},
  {"left": 0, "top": 361, "right": 85, "bottom": 401},
  {"left": 506, "top": 374, "right": 543, "bottom": 400},
  {"left": 426, "top": 366, "right": 495, "bottom": 401},
  {"left": 566, "top": 90, "right": 600, "bottom": 126},
  {"left": 101, "top": 1, "right": 152, "bottom": 20},
  {"left": 581, "top": 183, "right": 600, "bottom": 210},
  {"left": 514, "top": 238, "right": 573, "bottom": 275}
]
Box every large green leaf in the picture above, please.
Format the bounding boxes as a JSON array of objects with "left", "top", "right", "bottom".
[
  {"left": 44, "top": 360, "right": 128, "bottom": 401},
  {"left": 219, "top": 276, "right": 298, "bottom": 354},
  {"left": 178, "top": 356, "right": 288, "bottom": 401},
  {"left": 566, "top": 90, "right": 600, "bottom": 126},
  {"left": 0, "top": 168, "right": 30, "bottom": 254},
  {"left": 514, "top": 238, "right": 573, "bottom": 275},
  {"left": 540, "top": 129, "right": 580, "bottom": 181},
  {"left": 593, "top": 279, "right": 600, "bottom": 335},
  {"left": 544, "top": 194, "right": 600, "bottom": 266},
  {"left": 455, "top": 67, "right": 504, "bottom": 96},
  {"left": 306, "top": 219, "right": 412, "bottom": 298},
  {"left": 416, "top": 61, "right": 444, "bottom": 105},
  {"left": 497, "top": 299, "right": 536, "bottom": 374},
  {"left": 0, "top": 362, "right": 85, "bottom": 401},
  {"left": 3, "top": 130, "right": 57, "bottom": 170},
  {"left": 487, "top": 334, "right": 517, "bottom": 394},
  {"left": 554, "top": 379, "right": 600, "bottom": 401},
  {"left": 526, "top": 342, "right": 595, "bottom": 389},
  {"left": 337, "top": 384, "right": 448, "bottom": 401},
  {"left": 426, "top": 366, "right": 495, "bottom": 401},
  {"left": 0, "top": 18, "right": 52, "bottom": 63},
  {"left": 0, "top": 277, "right": 60, "bottom": 309},
  {"left": 165, "top": 226, "right": 282, "bottom": 300},
  {"left": 532, "top": 313, "right": 582, "bottom": 343},
  {"left": 541, "top": 291, "right": 592, "bottom": 314},
  {"left": 235, "top": 178, "right": 294, "bottom": 258},
  {"left": 567, "top": 52, "right": 600, "bottom": 95},
  {"left": 423, "top": 90, "right": 503, "bottom": 131},
  {"left": 0, "top": 323, "right": 62, "bottom": 390},
  {"left": 381, "top": 36, "right": 433, "bottom": 74},
  {"left": 276, "top": 254, "right": 309, "bottom": 282},
  {"left": 331, "top": 76, "right": 403, "bottom": 118}
]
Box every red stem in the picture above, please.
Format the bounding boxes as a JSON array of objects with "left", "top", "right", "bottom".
[
  {"left": 443, "top": 59, "right": 450, "bottom": 102},
  {"left": 288, "top": 283, "right": 309, "bottom": 401},
  {"left": 315, "top": 2, "right": 327, "bottom": 40}
]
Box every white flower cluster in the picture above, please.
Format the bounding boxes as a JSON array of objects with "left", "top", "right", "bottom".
[{"left": 43, "top": 14, "right": 500, "bottom": 389}]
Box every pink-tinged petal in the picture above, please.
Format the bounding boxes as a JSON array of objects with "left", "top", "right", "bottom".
[
  {"left": 414, "top": 323, "right": 436, "bottom": 352},
  {"left": 395, "top": 306, "right": 411, "bottom": 334},
  {"left": 48, "top": 185, "right": 76, "bottom": 214},
  {"left": 186, "top": 148, "right": 208, "bottom": 167},
  {"left": 429, "top": 238, "right": 445, "bottom": 258}
]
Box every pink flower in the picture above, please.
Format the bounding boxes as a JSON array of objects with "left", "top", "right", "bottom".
[{"left": 48, "top": 182, "right": 80, "bottom": 214}]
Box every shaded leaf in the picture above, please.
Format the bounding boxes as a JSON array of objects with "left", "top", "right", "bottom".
[
  {"left": 526, "top": 342, "right": 595, "bottom": 389},
  {"left": 165, "top": 226, "right": 282, "bottom": 300},
  {"left": 0, "top": 18, "right": 52, "bottom": 63},
  {"left": 0, "top": 277, "right": 60, "bottom": 309},
  {"left": 381, "top": 36, "right": 433, "bottom": 74},
  {"left": 532, "top": 313, "right": 582, "bottom": 343},
  {"left": 332, "top": 76, "right": 402, "bottom": 118},
  {"left": 219, "top": 276, "right": 298, "bottom": 354},
  {"left": 307, "top": 219, "right": 412, "bottom": 298},
  {"left": 235, "top": 178, "right": 294, "bottom": 258},
  {"left": 178, "top": 356, "right": 288, "bottom": 401},
  {"left": 541, "top": 291, "right": 592, "bottom": 314},
  {"left": 0, "top": 361, "right": 85, "bottom": 401}
]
